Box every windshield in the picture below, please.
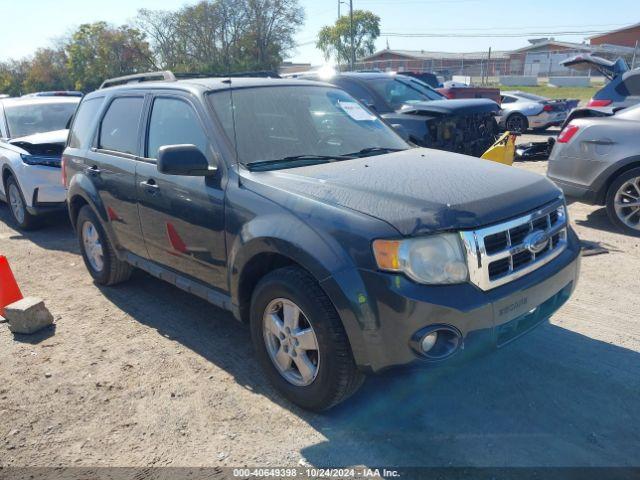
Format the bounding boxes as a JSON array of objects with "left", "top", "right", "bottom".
[
  {"left": 208, "top": 85, "right": 408, "bottom": 169},
  {"left": 369, "top": 77, "right": 444, "bottom": 110},
  {"left": 4, "top": 101, "right": 78, "bottom": 138}
]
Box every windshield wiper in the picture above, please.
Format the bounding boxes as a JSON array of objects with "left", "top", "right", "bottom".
[
  {"left": 342, "top": 147, "right": 404, "bottom": 158},
  {"left": 246, "top": 154, "right": 353, "bottom": 171}
]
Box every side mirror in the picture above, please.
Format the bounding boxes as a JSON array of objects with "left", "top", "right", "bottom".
[{"left": 157, "top": 144, "right": 217, "bottom": 176}]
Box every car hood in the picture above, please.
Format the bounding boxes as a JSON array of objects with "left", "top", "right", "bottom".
[
  {"left": 9, "top": 129, "right": 68, "bottom": 146},
  {"left": 397, "top": 98, "right": 500, "bottom": 116},
  {"left": 8, "top": 129, "right": 68, "bottom": 156},
  {"left": 247, "top": 148, "right": 561, "bottom": 235}
]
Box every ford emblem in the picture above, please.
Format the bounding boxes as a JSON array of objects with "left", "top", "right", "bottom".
[{"left": 523, "top": 230, "right": 549, "bottom": 255}]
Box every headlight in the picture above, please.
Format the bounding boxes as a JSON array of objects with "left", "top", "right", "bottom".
[
  {"left": 372, "top": 233, "right": 468, "bottom": 285},
  {"left": 20, "top": 154, "right": 61, "bottom": 168}
]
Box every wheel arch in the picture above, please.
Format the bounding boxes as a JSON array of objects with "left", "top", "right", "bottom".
[
  {"left": 232, "top": 238, "right": 334, "bottom": 324},
  {"left": 594, "top": 156, "right": 640, "bottom": 205}
]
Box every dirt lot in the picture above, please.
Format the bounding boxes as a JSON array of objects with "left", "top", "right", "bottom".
[{"left": 1, "top": 133, "right": 639, "bottom": 468}]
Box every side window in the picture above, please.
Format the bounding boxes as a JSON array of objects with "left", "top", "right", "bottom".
[
  {"left": 68, "top": 97, "right": 104, "bottom": 148},
  {"left": 334, "top": 79, "right": 377, "bottom": 108},
  {"left": 621, "top": 75, "right": 640, "bottom": 96},
  {"left": 501, "top": 96, "right": 516, "bottom": 104},
  {"left": 98, "top": 97, "right": 144, "bottom": 155},
  {"left": 146, "top": 97, "right": 209, "bottom": 159}
]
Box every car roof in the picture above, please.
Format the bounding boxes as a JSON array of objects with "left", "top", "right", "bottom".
[
  {"left": 0, "top": 96, "right": 80, "bottom": 107},
  {"left": 84, "top": 76, "right": 333, "bottom": 99},
  {"left": 304, "top": 72, "right": 396, "bottom": 81}
]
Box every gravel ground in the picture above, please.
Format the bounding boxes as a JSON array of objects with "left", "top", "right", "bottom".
[{"left": 1, "top": 133, "right": 639, "bottom": 468}]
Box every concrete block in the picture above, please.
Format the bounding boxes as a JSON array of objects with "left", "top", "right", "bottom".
[
  {"left": 548, "top": 76, "right": 591, "bottom": 87},
  {"left": 4, "top": 297, "right": 54, "bottom": 334},
  {"left": 500, "top": 76, "right": 538, "bottom": 87}
]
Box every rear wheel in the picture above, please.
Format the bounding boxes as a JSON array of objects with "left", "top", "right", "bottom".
[
  {"left": 76, "top": 205, "right": 132, "bottom": 284},
  {"left": 5, "top": 176, "right": 41, "bottom": 230},
  {"left": 605, "top": 168, "right": 640, "bottom": 237},
  {"left": 505, "top": 113, "right": 528, "bottom": 133},
  {"left": 250, "top": 266, "right": 365, "bottom": 411}
]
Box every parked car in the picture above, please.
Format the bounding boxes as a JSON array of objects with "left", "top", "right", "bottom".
[
  {"left": 21, "top": 91, "right": 84, "bottom": 98},
  {"left": 0, "top": 96, "right": 80, "bottom": 229},
  {"left": 437, "top": 84, "right": 501, "bottom": 104},
  {"left": 498, "top": 91, "right": 578, "bottom": 132},
  {"left": 561, "top": 54, "right": 639, "bottom": 110},
  {"left": 547, "top": 103, "right": 640, "bottom": 236},
  {"left": 396, "top": 71, "right": 441, "bottom": 88},
  {"left": 64, "top": 72, "right": 580, "bottom": 410},
  {"left": 299, "top": 72, "right": 501, "bottom": 157}
]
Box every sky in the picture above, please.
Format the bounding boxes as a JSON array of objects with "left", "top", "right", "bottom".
[{"left": 0, "top": 0, "right": 638, "bottom": 66}]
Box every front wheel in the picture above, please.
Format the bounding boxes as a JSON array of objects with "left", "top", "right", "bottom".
[
  {"left": 250, "top": 266, "right": 365, "bottom": 411},
  {"left": 605, "top": 168, "right": 640, "bottom": 237},
  {"left": 5, "top": 176, "right": 41, "bottom": 230}
]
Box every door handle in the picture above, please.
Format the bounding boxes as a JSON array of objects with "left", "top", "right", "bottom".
[
  {"left": 140, "top": 179, "right": 159, "bottom": 194},
  {"left": 87, "top": 165, "right": 101, "bottom": 175}
]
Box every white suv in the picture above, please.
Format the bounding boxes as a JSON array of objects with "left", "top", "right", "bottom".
[{"left": 0, "top": 96, "right": 79, "bottom": 229}]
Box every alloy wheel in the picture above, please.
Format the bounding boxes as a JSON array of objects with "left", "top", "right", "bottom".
[
  {"left": 614, "top": 176, "right": 640, "bottom": 231},
  {"left": 506, "top": 115, "right": 525, "bottom": 132},
  {"left": 262, "top": 298, "right": 320, "bottom": 387},
  {"left": 8, "top": 183, "right": 25, "bottom": 224},
  {"left": 81, "top": 221, "right": 105, "bottom": 272}
]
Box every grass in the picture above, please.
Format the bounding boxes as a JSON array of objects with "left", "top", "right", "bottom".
[{"left": 499, "top": 85, "right": 600, "bottom": 103}]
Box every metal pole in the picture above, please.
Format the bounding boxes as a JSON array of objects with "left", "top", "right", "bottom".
[
  {"left": 350, "top": 0, "right": 355, "bottom": 71},
  {"left": 632, "top": 40, "right": 639, "bottom": 69},
  {"left": 486, "top": 47, "right": 492, "bottom": 85},
  {"left": 338, "top": 0, "right": 340, "bottom": 19}
]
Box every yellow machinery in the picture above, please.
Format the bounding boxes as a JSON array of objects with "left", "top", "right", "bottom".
[{"left": 481, "top": 132, "right": 517, "bottom": 166}]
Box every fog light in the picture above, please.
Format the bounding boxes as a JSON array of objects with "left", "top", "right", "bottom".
[{"left": 421, "top": 332, "right": 438, "bottom": 353}]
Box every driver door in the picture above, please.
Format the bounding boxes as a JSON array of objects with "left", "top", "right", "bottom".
[{"left": 135, "top": 94, "right": 227, "bottom": 289}]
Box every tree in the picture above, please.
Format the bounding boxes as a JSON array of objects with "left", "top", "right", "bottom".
[
  {"left": 65, "top": 22, "right": 154, "bottom": 91},
  {"left": 317, "top": 10, "right": 380, "bottom": 67},
  {"left": 135, "top": 0, "right": 303, "bottom": 74},
  {"left": 22, "top": 48, "right": 72, "bottom": 93}
]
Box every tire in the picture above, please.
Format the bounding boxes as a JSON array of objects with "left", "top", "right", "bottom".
[
  {"left": 250, "top": 266, "right": 365, "bottom": 411},
  {"left": 605, "top": 167, "right": 640, "bottom": 237},
  {"left": 5, "top": 175, "right": 41, "bottom": 230},
  {"left": 76, "top": 205, "right": 132, "bottom": 285},
  {"left": 505, "top": 113, "right": 528, "bottom": 133}
]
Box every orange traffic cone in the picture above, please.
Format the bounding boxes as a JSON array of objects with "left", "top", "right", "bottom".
[{"left": 0, "top": 255, "right": 23, "bottom": 317}]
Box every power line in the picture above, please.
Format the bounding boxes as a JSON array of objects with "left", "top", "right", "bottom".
[{"left": 380, "top": 30, "right": 614, "bottom": 38}]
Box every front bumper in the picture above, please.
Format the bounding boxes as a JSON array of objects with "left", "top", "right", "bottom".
[
  {"left": 546, "top": 175, "right": 598, "bottom": 204},
  {"left": 322, "top": 230, "right": 581, "bottom": 372}
]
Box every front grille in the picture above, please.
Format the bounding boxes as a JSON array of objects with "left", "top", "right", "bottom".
[{"left": 460, "top": 198, "right": 568, "bottom": 290}]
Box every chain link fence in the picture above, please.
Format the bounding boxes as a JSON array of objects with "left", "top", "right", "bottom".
[{"left": 348, "top": 46, "right": 638, "bottom": 85}]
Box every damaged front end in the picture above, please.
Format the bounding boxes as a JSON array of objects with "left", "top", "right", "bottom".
[
  {"left": 9, "top": 129, "right": 68, "bottom": 168},
  {"left": 384, "top": 99, "right": 501, "bottom": 157}
]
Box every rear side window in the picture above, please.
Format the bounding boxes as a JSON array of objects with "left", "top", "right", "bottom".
[
  {"left": 146, "top": 97, "right": 209, "bottom": 159},
  {"left": 99, "top": 97, "right": 144, "bottom": 155},
  {"left": 620, "top": 75, "right": 640, "bottom": 96},
  {"left": 68, "top": 97, "right": 104, "bottom": 148}
]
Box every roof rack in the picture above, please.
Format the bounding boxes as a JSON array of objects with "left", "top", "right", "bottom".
[
  {"left": 99, "top": 71, "right": 177, "bottom": 89},
  {"left": 99, "top": 69, "right": 281, "bottom": 89}
]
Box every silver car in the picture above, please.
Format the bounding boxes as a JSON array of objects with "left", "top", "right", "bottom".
[
  {"left": 547, "top": 104, "right": 640, "bottom": 236},
  {"left": 498, "top": 91, "right": 577, "bottom": 132}
]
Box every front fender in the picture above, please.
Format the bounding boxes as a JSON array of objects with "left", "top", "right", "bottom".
[{"left": 228, "top": 212, "right": 343, "bottom": 303}]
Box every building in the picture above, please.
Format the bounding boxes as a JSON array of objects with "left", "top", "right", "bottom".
[
  {"left": 589, "top": 22, "right": 640, "bottom": 48},
  {"left": 507, "top": 39, "right": 636, "bottom": 76},
  {"left": 358, "top": 49, "right": 510, "bottom": 78}
]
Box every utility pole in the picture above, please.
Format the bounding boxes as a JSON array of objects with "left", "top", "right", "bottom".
[{"left": 349, "top": 0, "right": 355, "bottom": 71}]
